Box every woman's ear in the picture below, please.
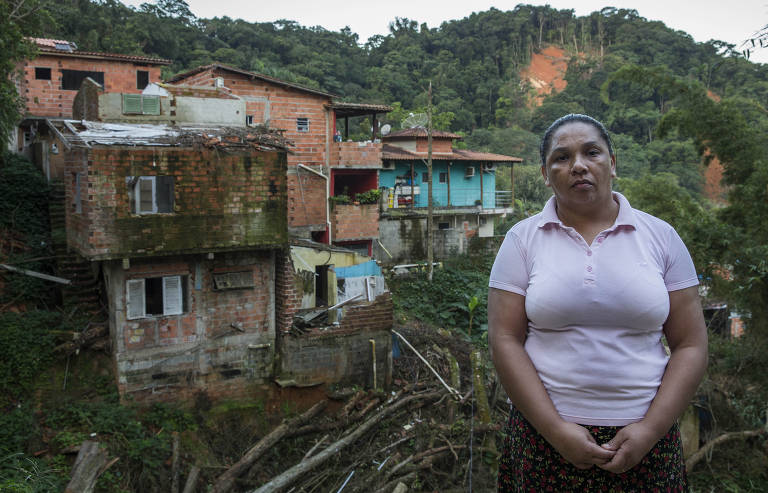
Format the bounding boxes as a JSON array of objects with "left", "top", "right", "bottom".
[
  {"left": 610, "top": 154, "right": 617, "bottom": 178},
  {"left": 541, "top": 165, "right": 551, "bottom": 187}
]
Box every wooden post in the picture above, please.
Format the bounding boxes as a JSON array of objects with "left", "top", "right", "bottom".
[
  {"left": 446, "top": 162, "right": 451, "bottom": 206},
  {"left": 344, "top": 116, "right": 349, "bottom": 140},
  {"left": 511, "top": 162, "right": 515, "bottom": 209},
  {"left": 479, "top": 162, "right": 484, "bottom": 207}
]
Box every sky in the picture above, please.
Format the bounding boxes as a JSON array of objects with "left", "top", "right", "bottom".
[{"left": 123, "top": 0, "right": 768, "bottom": 63}]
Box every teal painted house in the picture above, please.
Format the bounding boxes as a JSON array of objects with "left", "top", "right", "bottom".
[{"left": 375, "top": 128, "right": 522, "bottom": 262}]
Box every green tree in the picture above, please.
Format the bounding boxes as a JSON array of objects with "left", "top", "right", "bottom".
[{"left": 0, "top": 0, "right": 48, "bottom": 144}]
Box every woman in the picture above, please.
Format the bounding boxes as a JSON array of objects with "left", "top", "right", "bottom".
[{"left": 488, "top": 114, "right": 707, "bottom": 491}]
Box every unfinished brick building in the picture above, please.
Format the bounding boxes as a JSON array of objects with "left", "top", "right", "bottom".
[
  {"left": 27, "top": 78, "right": 394, "bottom": 403},
  {"left": 166, "top": 64, "right": 391, "bottom": 255},
  {"left": 13, "top": 38, "right": 169, "bottom": 145}
]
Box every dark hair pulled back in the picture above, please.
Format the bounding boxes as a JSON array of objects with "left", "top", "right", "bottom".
[{"left": 539, "top": 114, "right": 614, "bottom": 166}]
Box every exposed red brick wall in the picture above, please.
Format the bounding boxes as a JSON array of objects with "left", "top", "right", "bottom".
[
  {"left": 288, "top": 171, "right": 327, "bottom": 230},
  {"left": 64, "top": 146, "right": 287, "bottom": 260},
  {"left": 168, "top": 69, "right": 331, "bottom": 231},
  {"left": 415, "top": 139, "right": 453, "bottom": 154},
  {"left": 20, "top": 54, "right": 163, "bottom": 118},
  {"left": 331, "top": 141, "right": 382, "bottom": 168},
  {"left": 275, "top": 250, "right": 302, "bottom": 333},
  {"left": 337, "top": 293, "right": 393, "bottom": 333},
  {"left": 332, "top": 203, "right": 379, "bottom": 241},
  {"left": 118, "top": 253, "right": 273, "bottom": 352}
]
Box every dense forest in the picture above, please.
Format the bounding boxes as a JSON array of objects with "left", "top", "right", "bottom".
[{"left": 2, "top": 0, "right": 768, "bottom": 490}]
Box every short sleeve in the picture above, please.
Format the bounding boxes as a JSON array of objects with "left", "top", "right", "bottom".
[
  {"left": 489, "top": 231, "right": 529, "bottom": 296},
  {"left": 663, "top": 227, "right": 699, "bottom": 292}
]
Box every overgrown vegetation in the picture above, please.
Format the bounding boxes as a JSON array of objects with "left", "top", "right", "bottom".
[{"left": 2, "top": 1, "right": 768, "bottom": 490}]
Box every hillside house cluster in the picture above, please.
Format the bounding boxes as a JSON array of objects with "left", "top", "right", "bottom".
[{"left": 11, "top": 38, "right": 520, "bottom": 403}]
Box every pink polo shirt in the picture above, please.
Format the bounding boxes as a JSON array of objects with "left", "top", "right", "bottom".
[{"left": 489, "top": 192, "right": 698, "bottom": 426}]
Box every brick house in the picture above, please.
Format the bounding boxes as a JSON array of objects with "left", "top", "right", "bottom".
[
  {"left": 13, "top": 38, "right": 170, "bottom": 177},
  {"left": 12, "top": 38, "right": 169, "bottom": 147},
  {"left": 378, "top": 128, "right": 522, "bottom": 262},
  {"left": 165, "top": 64, "right": 391, "bottom": 255},
  {"left": 35, "top": 81, "right": 393, "bottom": 402}
]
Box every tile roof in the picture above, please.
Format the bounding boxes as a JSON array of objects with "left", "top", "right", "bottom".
[
  {"left": 30, "top": 37, "right": 171, "bottom": 65},
  {"left": 384, "top": 128, "right": 462, "bottom": 139},
  {"left": 166, "top": 63, "right": 336, "bottom": 98},
  {"left": 331, "top": 102, "right": 393, "bottom": 117},
  {"left": 382, "top": 143, "right": 522, "bottom": 163}
]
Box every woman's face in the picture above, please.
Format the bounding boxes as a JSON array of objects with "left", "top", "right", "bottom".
[{"left": 541, "top": 121, "right": 616, "bottom": 212}]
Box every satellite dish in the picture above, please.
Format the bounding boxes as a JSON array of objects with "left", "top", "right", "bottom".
[
  {"left": 401, "top": 113, "right": 429, "bottom": 129},
  {"left": 381, "top": 124, "right": 391, "bottom": 136}
]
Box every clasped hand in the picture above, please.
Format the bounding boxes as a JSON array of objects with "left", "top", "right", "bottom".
[{"left": 550, "top": 421, "right": 658, "bottom": 473}]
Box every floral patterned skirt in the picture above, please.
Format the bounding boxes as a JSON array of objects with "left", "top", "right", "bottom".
[{"left": 498, "top": 406, "right": 687, "bottom": 492}]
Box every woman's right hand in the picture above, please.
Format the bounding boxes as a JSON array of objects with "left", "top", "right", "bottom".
[{"left": 548, "top": 421, "right": 616, "bottom": 469}]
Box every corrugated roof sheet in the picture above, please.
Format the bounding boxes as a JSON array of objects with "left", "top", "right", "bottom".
[
  {"left": 45, "top": 120, "right": 292, "bottom": 151},
  {"left": 382, "top": 143, "right": 521, "bottom": 162}
]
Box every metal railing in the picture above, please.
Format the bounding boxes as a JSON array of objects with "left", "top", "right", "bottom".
[{"left": 495, "top": 191, "right": 514, "bottom": 208}]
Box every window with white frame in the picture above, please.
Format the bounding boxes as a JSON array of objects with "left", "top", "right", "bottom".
[
  {"left": 127, "top": 176, "right": 174, "bottom": 214},
  {"left": 296, "top": 117, "right": 309, "bottom": 132},
  {"left": 126, "top": 275, "right": 186, "bottom": 319}
]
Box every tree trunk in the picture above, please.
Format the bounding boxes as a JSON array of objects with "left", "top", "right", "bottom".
[{"left": 64, "top": 441, "right": 109, "bottom": 493}]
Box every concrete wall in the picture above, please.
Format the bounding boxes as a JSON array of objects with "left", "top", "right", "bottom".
[
  {"left": 20, "top": 54, "right": 164, "bottom": 118},
  {"left": 104, "top": 251, "right": 276, "bottom": 402},
  {"left": 276, "top": 293, "right": 393, "bottom": 388},
  {"left": 376, "top": 213, "right": 495, "bottom": 263},
  {"left": 64, "top": 146, "right": 288, "bottom": 260}
]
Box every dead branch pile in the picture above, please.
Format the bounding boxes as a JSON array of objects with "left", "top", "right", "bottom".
[{"left": 207, "top": 325, "right": 505, "bottom": 493}]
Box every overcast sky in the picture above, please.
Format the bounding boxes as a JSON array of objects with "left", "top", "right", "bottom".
[{"left": 123, "top": 0, "right": 768, "bottom": 63}]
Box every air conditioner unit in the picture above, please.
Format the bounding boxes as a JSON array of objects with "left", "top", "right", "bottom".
[
  {"left": 465, "top": 166, "right": 476, "bottom": 178},
  {"left": 214, "top": 77, "right": 224, "bottom": 88},
  {"left": 483, "top": 163, "right": 496, "bottom": 172},
  {"left": 382, "top": 161, "right": 395, "bottom": 170}
]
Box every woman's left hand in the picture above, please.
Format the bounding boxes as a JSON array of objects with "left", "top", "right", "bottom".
[{"left": 597, "top": 421, "right": 659, "bottom": 474}]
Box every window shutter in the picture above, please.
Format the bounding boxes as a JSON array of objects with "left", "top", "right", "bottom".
[
  {"left": 127, "top": 279, "right": 146, "bottom": 320},
  {"left": 137, "top": 176, "right": 155, "bottom": 213},
  {"left": 142, "top": 95, "right": 160, "bottom": 115},
  {"left": 163, "top": 276, "right": 182, "bottom": 315},
  {"left": 156, "top": 176, "right": 174, "bottom": 213},
  {"left": 123, "top": 94, "right": 142, "bottom": 114}
]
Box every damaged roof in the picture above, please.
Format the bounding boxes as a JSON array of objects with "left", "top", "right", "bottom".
[
  {"left": 382, "top": 143, "right": 522, "bottom": 163},
  {"left": 40, "top": 119, "right": 293, "bottom": 152},
  {"left": 30, "top": 37, "right": 171, "bottom": 65}
]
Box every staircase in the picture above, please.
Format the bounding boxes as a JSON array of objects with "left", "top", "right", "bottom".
[{"left": 49, "top": 181, "right": 106, "bottom": 322}]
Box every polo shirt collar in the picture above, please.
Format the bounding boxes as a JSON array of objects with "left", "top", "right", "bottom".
[{"left": 537, "top": 192, "right": 638, "bottom": 230}]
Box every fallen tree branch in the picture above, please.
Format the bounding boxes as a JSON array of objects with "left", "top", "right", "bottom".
[
  {"left": 392, "top": 330, "right": 461, "bottom": 399},
  {"left": 249, "top": 390, "right": 444, "bottom": 493},
  {"left": 64, "top": 441, "right": 109, "bottom": 493},
  {"left": 212, "top": 400, "right": 327, "bottom": 493},
  {"left": 686, "top": 428, "right": 766, "bottom": 470}
]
